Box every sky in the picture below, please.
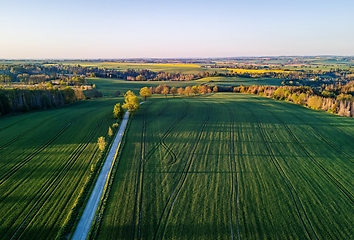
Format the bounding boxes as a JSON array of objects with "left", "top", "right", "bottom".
[{"left": 0, "top": 0, "right": 353, "bottom": 59}]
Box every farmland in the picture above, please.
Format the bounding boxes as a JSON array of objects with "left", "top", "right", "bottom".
[
  {"left": 60, "top": 62, "right": 222, "bottom": 74},
  {"left": 93, "top": 94, "right": 354, "bottom": 239},
  {"left": 88, "top": 77, "right": 284, "bottom": 97},
  {"left": 0, "top": 98, "right": 118, "bottom": 239},
  {"left": 0, "top": 62, "right": 353, "bottom": 240}
]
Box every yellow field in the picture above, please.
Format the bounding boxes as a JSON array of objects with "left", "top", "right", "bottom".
[{"left": 226, "top": 68, "right": 290, "bottom": 74}]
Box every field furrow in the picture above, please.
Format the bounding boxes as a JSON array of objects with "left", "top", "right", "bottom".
[
  {"left": 0, "top": 99, "right": 117, "bottom": 239},
  {"left": 154, "top": 102, "right": 211, "bottom": 239},
  {"left": 89, "top": 94, "right": 354, "bottom": 240}
]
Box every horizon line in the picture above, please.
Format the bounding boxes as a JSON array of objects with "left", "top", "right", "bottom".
[{"left": 1, "top": 55, "right": 354, "bottom": 61}]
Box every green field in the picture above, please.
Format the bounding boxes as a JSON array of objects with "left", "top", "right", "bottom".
[
  {"left": 88, "top": 77, "right": 283, "bottom": 97},
  {"left": 93, "top": 94, "right": 354, "bottom": 239},
  {"left": 194, "top": 76, "right": 284, "bottom": 86},
  {"left": 0, "top": 98, "right": 118, "bottom": 239}
]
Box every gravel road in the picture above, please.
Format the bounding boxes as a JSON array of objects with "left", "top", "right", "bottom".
[{"left": 72, "top": 111, "right": 130, "bottom": 240}]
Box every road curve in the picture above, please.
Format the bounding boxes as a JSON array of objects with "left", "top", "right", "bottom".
[{"left": 72, "top": 111, "right": 130, "bottom": 240}]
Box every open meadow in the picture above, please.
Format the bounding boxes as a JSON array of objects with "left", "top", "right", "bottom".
[
  {"left": 93, "top": 94, "right": 354, "bottom": 239},
  {"left": 0, "top": 98, "right": 118, "bottom": 239}
]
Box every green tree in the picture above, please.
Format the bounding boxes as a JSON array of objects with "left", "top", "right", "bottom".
[
  {"left": 97, "top": 136, "right": 106, "bottom": 152},
  {"left": 113, "top": 103, "right": 124, "bottom": 119},
  {"left": 191, "top": 86, "right": 199, "bottom": 96},
  {"left": 108, "top": 127, "right": 113, "bottom": 137},
  {"left": 170, "top": 87, "right": 177, "bottom": 97},
  {"left": 161, "top": 86, "right": 169, "bottom": 98},
  {"left": 184, "top": 86, "right": 191, "bottom": 97},
  {"left": 122, "top": 90, "right": 139, "bottom": 112},
  {"left": 177, "top": 87, "right": 184, "bottom": 97},
  {"left": 307, "top": 96, "right": 323, "bottom": 110},
  {"left": 135, "top": 74, "right": 146, "bottom": 81},
  {"left": 139, "top": 87, "right": 151, "bottom": 101}
]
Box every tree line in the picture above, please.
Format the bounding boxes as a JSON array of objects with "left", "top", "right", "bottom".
[
  {"left": 138, "top": 85, "right": 219, "bottom": 99},
  {"left": 136, "top": 80, "right": 354, "bottom": 118},
  {"left": 234, "top": 84, "right": 354, "bottom": 117},
  {"left": 0, "top": 87, "right": 102, "bottom": 116},
  {"left": 0, "top": 63, "right": 218, "bottom": 83}
]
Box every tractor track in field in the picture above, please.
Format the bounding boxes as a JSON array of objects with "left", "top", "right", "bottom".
[
  {"left": 130, "top": 100, "right": 151, "bottom": 240},
  {"left": 257, "top": 103, "right": 354, "bottom": 200},
  {"left": 0, "top": 122, "right": 71, "bottom": 187},
  {"left": 262, "top": 108, "right": 354, "bottom": 204},
  {"left": 0, "top": 103, "right": 99, "bottom": 150},
  {"left": 0, "top": 107, "right": 99, "bottom": 187},
  {"left": 131, "top": 100, "right": 191, "bottom": 240},
  {"left": 290, "top": 106, "right": 354, "bottom": 144},
  {"left": 236, "top": 102, "right": 319, "bottom": 240},
  {"left": 293, "top": 113, "right": 354, "bottom": 165},
  {"left": 224, "top": 104, "right": 241, "bottom": 240},
  {"left": 153, "top": 101, "right": 210, "bottom": 240},
  {"left": 271, "top": 104, "right": 354, "bottom": 164},
  {"left": 0, "top": 108, "right": 71, "bottom": 133},
  {"left": 0, "top": 114, "right": 60, "bottom": 151},
  {"left": 8, "top": 117, "right": 105, "bottom": 239},
  {"left": 131, "top": 100, "right": 169, "bottom": 240},
  {"left": 144, "top": 100, "right": 190, "bottom": 166}
]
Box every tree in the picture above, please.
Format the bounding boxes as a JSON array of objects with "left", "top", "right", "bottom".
[
  {"left": 191, "top": 86, "right": 199, "bottom": 96},
  {"left": 200, "top": 85, "right": 208, "bottom": 95},
  {"left": 184, "top": 86, "right": 191, "bottom": 97},
  {"left": 135, "top": 74, "right": 146, "bottom": 81},
  {"left": 139, "top": 87, "right": 152, "bottom": 101},
  {"left": 155, "top": 85, "right": 163, "bottom": 94},
  {"left": 213, "top": 86, "right": 218, "bottom": 93},
  {"left": 122, "top": 90, "right": 139, "bottom": 112},
  {"left": 97, "top": 136, "right": 106, "bottom": 152},
  {"left": 161, "top": 86, "right": 169, "bottom": 98},
  {"left": 307, "top": 96, "right": 323, "bottom": 110},
  {"left": 113, "top": 103, "right": 124, "bottom": 119},
  {"left": 108, "top": 127, "right": 113, "bottom": 137},
  {"left": 177, "top": 87, "right": 184, "bottom": 97},
  {"left": 170, "top": 87, "right": 177, "bottom": 97}
]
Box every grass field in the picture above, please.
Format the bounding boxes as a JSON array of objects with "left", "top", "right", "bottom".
[
  {"left": 93, "top": 94, "right": 354, "bottom": 239},
  {"left": 0, "top": 98, "right": 118, "bottom": 239},
  {"left": 88, "top": 77, "right": 283, "bottom": 97},
  {"left": 194, "top": 76, "right": 283, "bottom": 86},
  {"left": 87, "top": 78, "right": 200, "bottom": 97}
]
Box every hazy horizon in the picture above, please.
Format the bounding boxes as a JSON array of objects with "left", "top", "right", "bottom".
[
  {"left": 1, "top": 0, "right": 354, "bottom": 59},
  {"left": 1, "top": 55, "right": 354, "bottom": 61}
]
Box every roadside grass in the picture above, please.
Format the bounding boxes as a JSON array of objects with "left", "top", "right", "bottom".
[{"left": 94, "top": 94, "right": 354, "bottom": 239}]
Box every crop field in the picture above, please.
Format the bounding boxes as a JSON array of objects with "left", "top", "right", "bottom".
[
  {"left": 0, "top": 98, "right": 118, "bottom": 239},
  {"left": 87, "top": 78, "right": 201, "bottom": 97},
  {"left": 226, "top": 68, "right": 290, "bottom": 74},
  {"left": 59, "top": 62, "right": 223, "bottom": 74},
  {"left": 93, "top": 94, "right": 354, "bottom": 239},
  {"left": 88, "top": 77, "right": 283, "bottom": 97},
  {"left": 195, "top": 76, "right": 283, "bottom": 86}
]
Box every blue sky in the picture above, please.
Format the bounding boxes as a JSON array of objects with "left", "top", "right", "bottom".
[{"left": 0, "top": 0, "right": 353, "bottom": 58}]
